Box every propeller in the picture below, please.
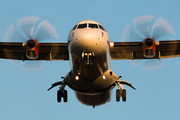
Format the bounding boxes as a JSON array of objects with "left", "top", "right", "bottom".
[
  {"left": 3, "top": 16, "right": 59, "bottom": 71},
  {"left": 121, "top": 15, "right": 176, "bottom": 70}
]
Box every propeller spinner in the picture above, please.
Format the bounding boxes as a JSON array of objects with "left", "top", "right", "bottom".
[{"left": 26, "top": 39, "right": 39, "bottom": 59}]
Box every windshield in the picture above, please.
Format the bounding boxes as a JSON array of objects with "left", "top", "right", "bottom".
[
  {"left": 77, "top": 23, "right": 87, "bottom": 29},
  {"left": 99, "top": 25, "right": 106, "bottom": 31},
  {"left": 71, "top": 25, "right": 77, "bottom": 31},
  {"left": 89, "top": 23, "right": 98, "bottom": 28},
  {"left": 71, "top": 22, "right": 106, "bottom": 32}
]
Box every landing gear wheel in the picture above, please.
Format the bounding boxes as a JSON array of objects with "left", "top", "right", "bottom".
[
  {"left": 63, "top": 90, "right": 68, "bottom": 102},
  {"left": 57, "top": 90, "right": 68, "bottom": 103},
  {"left": 116, "top": 89, "right": 120, "bottom": 102},
  {"left": 122, "top": 89, "right": 126, "bottom": 102},
  {"left": 57, "top": 90, "right": 62, "bottom": 103}
]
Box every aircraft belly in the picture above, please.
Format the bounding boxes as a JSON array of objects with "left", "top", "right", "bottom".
[
  {"left": 65, "top": 69, "right": 118, "bottom": 95},
  {"left": 75, "top": 90, "right": 112, "bottom": 106}
]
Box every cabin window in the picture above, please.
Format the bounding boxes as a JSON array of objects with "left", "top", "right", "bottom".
[{"left": 77, "top": 23, "right": 87, "bottom": 29}]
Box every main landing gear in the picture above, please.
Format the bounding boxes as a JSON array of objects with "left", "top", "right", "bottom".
[
  {"left": 48, "top": 77, "right": 68, "bottom": 103},
  {"left": 57, "top": 89, "right": 67, "bottom": 102},
  {"left": 116, "top": 76, "right": 136, "bottom": 102},
  {"left": 116, "top": 89, "right": 126, "bottom": 102}
]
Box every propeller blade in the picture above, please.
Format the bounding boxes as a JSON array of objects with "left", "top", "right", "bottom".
[
  {"left": 4, "top": 24, "right": 26, "bottom": 42},
  {"left": 21, "top": 61, "right": 43, "bottom": 71},
  {"left": 151, "top": 17, "right": 175, "bottom": 39},
  {"left": 17, "top": 16, "right": 40, "bottom": 40},
  {"left": 33, "top": 20, "right": 59, "bottom": 41},
  {"left": 142, "top": 59, "right": 164, "bottom": 70},
  {"left": 3, "top": 24, "right": 25, "bottom": 65},
  {"left": 121, "top": 24, "right": 143, "bottom": 42},
  {"left": 129, "top": 60, "right": 142, "bottom": 66},
  {"left": 133, "top": 15, "right": 154, "bottom": 39}
]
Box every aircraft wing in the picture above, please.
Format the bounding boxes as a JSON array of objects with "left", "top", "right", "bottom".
[
  {"left": 0, "top": 42, "right": 69, "bottom": 61},
  {"left": 110, "top": 40, "right": 180, "bottom": 60}
]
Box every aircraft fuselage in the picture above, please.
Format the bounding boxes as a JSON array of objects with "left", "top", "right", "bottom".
[{"left": 65, "top": 20, "right": 118, "bottom": 106}]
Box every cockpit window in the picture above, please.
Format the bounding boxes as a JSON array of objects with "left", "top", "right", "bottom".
[
  {"left": 71, "top": 22, "right": 106, "bottom": 31},
  {"left": 89, "top": 23, "right": 98, "bottom": 28},
  {"left": 99, "top": 25, "right": 106, "bottom": 31},
  {"left": 71, "top": 25, "right": 77, "bottom": 31},
  {"left": 77, "top": 23, "right": 87, "bottom": 29}
]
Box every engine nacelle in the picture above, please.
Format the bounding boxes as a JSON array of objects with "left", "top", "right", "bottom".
[
  {"left": 143, "top": 38, "right": 156, "bottom": 58},
  {"left": 26, "top": 39, "right": 39, "bottom": 59}
]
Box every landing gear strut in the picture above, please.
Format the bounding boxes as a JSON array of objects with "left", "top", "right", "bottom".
[
  {"left": 48, "top": 77, "right": 68, "bottom": 103},
  {"left": 116, "top": 77, "right": 136, "bottom": 102}
]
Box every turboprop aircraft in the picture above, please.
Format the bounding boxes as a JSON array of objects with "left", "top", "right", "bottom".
[{"left": 1, "top": 15, "right": 180, "bottom": 107}]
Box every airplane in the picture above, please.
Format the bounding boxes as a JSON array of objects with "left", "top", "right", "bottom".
[{"left": 1, "top": 15, "right": 180, "bottom": 108}]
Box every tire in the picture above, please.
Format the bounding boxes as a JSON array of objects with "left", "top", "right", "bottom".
[
  {"left": 57, "top": 90, "right": 62, "bottom": 103},
  {"left": 116, "top": 89, "right": 120, "bottom": 102},
  {"left": 122, "top": 89, "right": 126, "bottom": 102},
  {"left": 63, "top": 90, "right": 68, "bottom": 102}
]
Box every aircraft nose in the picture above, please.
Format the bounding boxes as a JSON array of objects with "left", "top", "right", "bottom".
[
  {"left": 77, "top": 30, "right": 98, "bottom": 48},
  {"left": 71, "top": 30, "right": 98, "bottom": 52},
  {"left": 69, "top": 29, "right": 108, "bottom": 56}
]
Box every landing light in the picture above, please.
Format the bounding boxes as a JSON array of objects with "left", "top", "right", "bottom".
[
  {"left": 75, "top": 76, "right": 79, "bottom": 80},
  {"left": 103, "top": 75, "right": 106, "bottom": 79}
]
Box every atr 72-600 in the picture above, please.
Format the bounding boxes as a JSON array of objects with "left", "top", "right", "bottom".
[{"left": 1, "top": 15, "right": 180, "bottom": 107}]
